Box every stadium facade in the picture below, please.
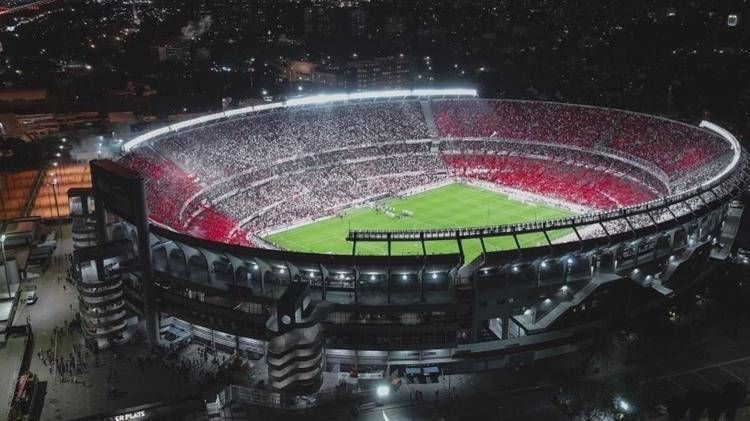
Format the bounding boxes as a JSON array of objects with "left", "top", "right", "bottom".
[{"left": 71, "top": 89, "right": 749, "bottom": 395}]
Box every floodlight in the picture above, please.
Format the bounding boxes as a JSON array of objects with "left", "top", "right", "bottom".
[{"left": 376, "top": 385, "right": 390, "bottom": 398}]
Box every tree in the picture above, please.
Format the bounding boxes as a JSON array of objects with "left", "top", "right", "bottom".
[
  {"left": 686, "top": 389, "right": 707, "bottom": 421},
  {"left": 667, "top": 396, "right": 687, "bottom": 421},
  {"left": 722, "top": 381, "right": 747, "bottom": 421},
  {"left": 705, "top": 390, "right": 724, "bottom": 421}
]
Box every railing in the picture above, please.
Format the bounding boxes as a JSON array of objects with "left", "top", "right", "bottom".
[{"left": 220, "top": 382, "right": 366, "bottom": 411}]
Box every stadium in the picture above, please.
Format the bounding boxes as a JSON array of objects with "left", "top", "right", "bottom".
[{"left": 75, "top": 88, "right": 749, "bottom": 395}]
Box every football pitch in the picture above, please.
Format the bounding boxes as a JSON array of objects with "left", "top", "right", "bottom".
[{"left": 265, "top": 183, "right": 574, "bottom": 262}]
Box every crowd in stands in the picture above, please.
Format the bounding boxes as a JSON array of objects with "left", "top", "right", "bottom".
[
  {"left": 118, "top": 150, "right": 252, "bottom": 246},
  {"left": 199, "top": 142, "right": 433, "bottom": 202},
  {"left": 117, "top": 99, "right": 735, "bottom": 248},
  {"left": 669, "top": 151, "right": 735, "bottom": 194},
  {"left": 218, "top": 154, "right": 445, "bottom": 236},
  {"left": 439, "top": 139, "right": 669, "bottom": 197},
  {"left": 433, "top": 99, "right": 731, "bottom": 177},
  {"left": 572, "top": 196, "right": 704, "bottom": 241},
  {"left": 608, "top": 113, "right": 730, "bottom": 176},
  {"left": 444, "top": 154, "right": 655, "bottom": 209},
  {"left": 155, "top": 102, "right": 430, "bottom": 185}
]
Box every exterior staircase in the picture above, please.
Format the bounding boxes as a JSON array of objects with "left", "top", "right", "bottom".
[{"left": 22, "top": 166, "right": 47, "bottom": 217}]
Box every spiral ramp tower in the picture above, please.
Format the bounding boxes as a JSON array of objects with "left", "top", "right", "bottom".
[
  {"left": 67, "top": 188, "right": 97, "bottom": 250},
  {"left": 266, "top": 283, "right": 333, "bottom": 395},
  {"left": 74, "top": 240, "right": 134, "bottom": 350}
]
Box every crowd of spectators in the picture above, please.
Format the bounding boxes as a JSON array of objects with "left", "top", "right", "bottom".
[
  {"left": 148, "top": 342, "right": 228, "bottom": 388},
  {"left": 434, "top": 100, "right": 620, "bottom": 148},
  {"left": 155, "top": 102, "right": 430, "bottom": 185},
  {"left": 218, "top": 154, "right": 445, "bottom": 236},
  {"left": 197, "top": 142, "right": 433, "bottom": 203},
  {"left": 440, "top": 139, "right": 670, "bottom": 197},
  {"left": 117, "top": 99, "right": 735, "bottom": 247},
  {"left": 433, "top": 99, "right": 732, "bottom": 178},
  {"left": 118, "top": 150, "right": 252, "bottom": 246},
  {"left": 669, "top": 151, "right": 735, "bottom": 194},
  {"left": 609, "top": 113, "right": 730, "bottom": 176},
  {"left": 570, "top": 184, "right": 735, "bottom": 241},
  {"left": 443, "top": 154, "right": 655, "bottom": 209}
]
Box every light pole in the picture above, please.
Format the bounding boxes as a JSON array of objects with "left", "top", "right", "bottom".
[
  {"left": 1, "top": 234, "right": 11, "bottom": 299},
  {"left": 51, "top": 178, "right": 61, "bottom": 219},
  {"left": 51, "top": 178, "right": 63, "bottom": 241},
  {"left": 55, "top": 153, "right": 65, "bottom": 178},
  {"left": 46, "top": 173, "right": 54, "bottom": 218},
  {"left": 0, "top": 176, "right": 5, "bottom": 220}
]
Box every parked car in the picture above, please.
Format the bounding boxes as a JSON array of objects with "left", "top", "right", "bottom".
[{"left": 25, "top": 290, "right": 38, "bottom": 304}]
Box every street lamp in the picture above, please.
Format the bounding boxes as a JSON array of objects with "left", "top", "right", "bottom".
[
  {"left": 51, "top": 178, "right": 63, "bottom": 241},
  {"left": 46, "top": 177, "right": 54, "bottom": 218},
  {"left": 375, "top": 385, "right": 390, "bottom": 398},
  {"left": 615, "top": 396, "right": 632, "bottom": 414},
  {"left": 55, "top": 155, "right": 66, "bottom": 177},
  {"left": 1, "top": 234, "right": 11, "bottom": 299}
]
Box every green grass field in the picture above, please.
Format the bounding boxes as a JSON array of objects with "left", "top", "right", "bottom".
[{"left": 265, "top": 183, "right": 574, "bottom": 262}]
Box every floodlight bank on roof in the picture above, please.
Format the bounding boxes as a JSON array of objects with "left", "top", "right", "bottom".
[
  {"left": 699, "top": 120, "right": 741, "bottom": 189},
  {"left": 122, "top": 88, "right": 477, "bottom": 152}
]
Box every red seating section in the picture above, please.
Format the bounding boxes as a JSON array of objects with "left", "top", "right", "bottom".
[
  {"left": 433, "top": 100, "right": 730, "bottom": 177},
  {"left": 444, "top": 154, "right": 655, "bottom": 209},
  {"left": 119, "top": 151, "right": 252, "bottom": 246}
]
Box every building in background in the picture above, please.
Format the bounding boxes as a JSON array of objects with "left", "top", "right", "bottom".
[
  {"left": 0, "top": 113, "right": 102, "bottom": 140},
  {"left": 278, "top": 61, "right": 342, "bottom": 89},
  {"left": 346, "top": 56, "right": 412, "bottom": 90},
  {"left": 154, "top": 38, "right": 191, "bottom": 62}
]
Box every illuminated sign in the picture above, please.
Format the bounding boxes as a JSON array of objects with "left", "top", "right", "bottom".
[{"left": 113, "top": 410, "right": 146, "bottom": 421}]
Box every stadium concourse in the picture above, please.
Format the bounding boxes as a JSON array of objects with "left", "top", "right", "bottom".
[{"left": 118, "top": 93, "right": 734, "bottom": 255}]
